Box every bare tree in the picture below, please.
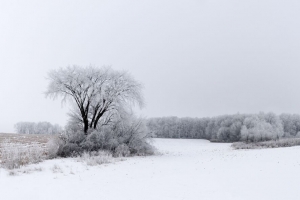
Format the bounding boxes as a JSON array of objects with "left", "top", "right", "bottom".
[{"left": 46, "top": 65, "right": 144, "bottom": 134}]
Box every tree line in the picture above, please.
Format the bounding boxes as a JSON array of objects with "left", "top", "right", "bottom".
[
  {"left": 147, "top": 113, "right": 300, "bottom": 142},
  {"left": 15, "top": 122, "right": 62, "bottom": 135}
]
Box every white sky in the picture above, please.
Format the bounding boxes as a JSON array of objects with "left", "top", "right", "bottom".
[{"left": 1, "top": 0, "right": 300, "bottom": 132}]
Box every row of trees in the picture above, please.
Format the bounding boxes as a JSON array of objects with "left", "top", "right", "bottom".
[
  {"left": 14, "top": 122, "right": 62, "bottom": 134},
  {"left": 147, "top": 113, "right": 300, "bottom": 142}
]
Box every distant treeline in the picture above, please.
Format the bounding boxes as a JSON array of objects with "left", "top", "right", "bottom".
[
  {"left": 15, "top": 122, "right": 63, "bottom": 135},
  {"left": 146, "top": 113, "right": 300, "bottom": 142}
]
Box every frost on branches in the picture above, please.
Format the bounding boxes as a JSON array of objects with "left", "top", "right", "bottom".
[
  {"left": 45, "top": 65, "right": 154, "bottom": 157},
  {"left": 46, "top": 66, "right": 144, "bottom": 134}
]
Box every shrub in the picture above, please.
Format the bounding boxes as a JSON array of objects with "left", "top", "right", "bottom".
[
  {"left": 64, "top": 130, "right": 86, "bottom": 145},
  {"left": 81, "top": 130, "right": 106, "bottom": 151},
  {"left": 80, "top": 150, "right": 113, "bottom": 166},
  {"left": 59, "top": 116, "right": 155, "bottom": 157},
  {"left": 60, "top": 143, "right": 82, "bottom": 157},
  {"left": 114, "top": 144, "right": 130, "bottom": 157},
  {"left": 46, "top": 136, "right": 64, "bottom": 159}
]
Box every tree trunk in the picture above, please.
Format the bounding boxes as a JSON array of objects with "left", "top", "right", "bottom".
[
  {"left": 93, "top": 109, "right": 107, "bottom": 129},
  {"left": 83, "top": 119, "right": 89, "bottom": 134}
]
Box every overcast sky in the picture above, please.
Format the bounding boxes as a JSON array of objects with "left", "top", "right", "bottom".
[{"left": 1, "top": 0, "right": 300, "bottom": 132}]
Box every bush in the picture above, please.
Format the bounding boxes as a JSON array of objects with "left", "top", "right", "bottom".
[
  {"left": 64, "top": 130, "right": 86, "bottom": 145},
  {"left": 46, "top": 136, "right": 64, "bottom": 159},
  {"left": 128, "top": 138, "right": 155, "bottom": 156},
  {"left": 80, "top": 150, "right": 113, "bottom": 166},
  {"left": 59, "top": 116, "right": 155, "bottom": 157},
  {"left": 114, "top": 144, "right": 130, "bottom": 157},
  {"left": 60, "top": 143, "right": 82, "bottom": 157},
  {"left": 81, "top": 130, "right": 106, "bottom": 151}
]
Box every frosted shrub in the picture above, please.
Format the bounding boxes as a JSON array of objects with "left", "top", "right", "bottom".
[
  {"left": 80, "top": 150, "right": 113, "bottom": 166},
  {"left": 64, "top": 130, "right": 86, "bottom": 145},
  {"left": 129, "top": 138, "right": 155, "bottom": 156},
  {"left": 81, "top": 130, "right": 106, "bottom": 151},
  {"left": 60, "top": 143, "right": 82, "bottom": 157},
  {"left": 108, "top": 118, "right": 155, "bottom": 156},
  {"left": 60, "top": 116, "right": 155, "bottom": 157},
  {"left": 0, "top": 143, "right": 45, "bottom": 169},
  {"left": 114, "top": 144, "right": 130, "bottom": 157},
  {"left": 58, "top": 129, "right": 85, "bottom": 157},
  {"left": 46, "top": 136, "right": 64, "bottom": 159}
]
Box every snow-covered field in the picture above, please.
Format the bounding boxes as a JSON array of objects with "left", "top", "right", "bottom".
[{"left": 1, "top": 139, "right": 300, "bottom": 200}]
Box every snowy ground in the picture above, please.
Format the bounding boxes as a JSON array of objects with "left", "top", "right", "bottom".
[{"left": 1, "top": 139, "right": 300, "bottom": 200}]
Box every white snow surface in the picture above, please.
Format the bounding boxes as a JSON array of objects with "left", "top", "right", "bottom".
[{"left": 1, "top": 139, "right": 300, "bottom": 200}]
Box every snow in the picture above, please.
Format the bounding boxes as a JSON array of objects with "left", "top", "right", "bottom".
[{"left": 1, "top": 139, "right": 300, "bottom": 200}]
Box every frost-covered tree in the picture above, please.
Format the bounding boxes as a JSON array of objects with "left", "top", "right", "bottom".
[
  {"left": 46, "top": 66, "right": 144, "bottom": 134},
  {"left": 280, "top": 113, "right": 300, "bottom": 137},
  {"left": 14, "top": 122, "right": 35, "bottom": 134},
  {"left": 217, "top": 114, "right": 246, "bottom": 142}
]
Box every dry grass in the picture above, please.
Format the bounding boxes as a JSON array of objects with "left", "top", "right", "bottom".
[
  {"left": 232, "top": 138, "right": 300, "bottom": 149},
  {"left": 0, "top": 143, "right": 46, "bottom": 169},
  {"left": 0, "top": 133, "right": 60, "bottom": 168},
  {"left": 0, "top": 133, "right": 54, "bottom": 145},
  {"left": 0, "top": 133, "right": 56, "bottom": 152}
]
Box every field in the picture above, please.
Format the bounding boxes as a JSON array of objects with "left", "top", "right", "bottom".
[
  {"left": 1, "top": 138, "right": 300, "bottom": 200},
  {"left": 0, "top": 133, "right": 53, "bottom": 145},
  {"left": 0, "top": 132, "right": 53, "bottom": 142},
  {"left": 0, "top": 133, "right": 54, "bottom": 159}
]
